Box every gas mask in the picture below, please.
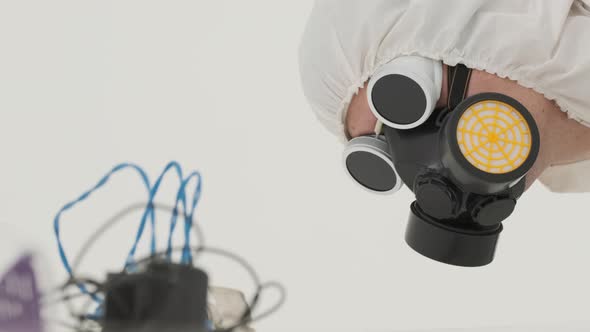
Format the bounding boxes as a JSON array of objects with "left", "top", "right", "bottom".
[{"left": 343, "top": 56, "right": 540, "bottom": 267}]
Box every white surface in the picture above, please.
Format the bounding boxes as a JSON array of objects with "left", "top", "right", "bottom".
[{"left": 0, "top": 1, "right": 590, "bottom": 332}]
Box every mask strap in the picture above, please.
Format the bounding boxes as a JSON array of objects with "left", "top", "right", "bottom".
[
  {"left": 447, "top": 65, "right": 455, "bottom": 93},
  {"left": 374, "top": 121, "right": 383, "bottom": 136},
  {"left": 447, "top": 64, "right": 473, "bottom": 110}
]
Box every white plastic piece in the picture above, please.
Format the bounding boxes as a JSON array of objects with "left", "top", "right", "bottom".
[
  {"left": 342, "top": 136, "right": 403, "bottom": 195},
  {"left": 367, "top": 56, "right": 443, "bottom": 130},
  {"left": 374, "top": 120, "right": 384, "bottom": 135},
  {"left": 208, "top": 287, "right": 255, "bottom": 332}
]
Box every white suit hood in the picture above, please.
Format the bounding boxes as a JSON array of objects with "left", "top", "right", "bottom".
[{"left": 299, "top": 0, "right": 590, "bottom": 192}]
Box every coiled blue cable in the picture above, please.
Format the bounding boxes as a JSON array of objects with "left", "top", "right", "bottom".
[
  {"left": 184, "top": 171, "right": 203, "bottom": 262},
  {"left": 124, "top": 161, "right": 185, "bottom": 268},
  {"left": 53, "top": 161, "right": 202, "bottom": 306},
  {"left": 53, "top": 163, "right": 154, "bottom": 302},
  {"left": 165, "top": 171, "right": 203, "bottom": 263}
]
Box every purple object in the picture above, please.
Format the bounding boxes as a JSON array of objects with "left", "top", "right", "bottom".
[{"left": 0, "top": 255, "right": 42, "bottom": 332}]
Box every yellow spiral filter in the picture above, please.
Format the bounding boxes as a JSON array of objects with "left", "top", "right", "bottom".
[{"left": 456, "top": 100, "right": 532, "bottom": 174}]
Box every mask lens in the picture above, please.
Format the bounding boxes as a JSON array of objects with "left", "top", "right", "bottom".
[
  {"left": 343, "top": 136, "right": 402, "bottom": 194},
  {"left": 367, "top": 56, "right": 442, "bottom": 130},
  {"left": 346, "top": 151, "right": 398, "bottom": 192},
  {"left": 371, "top": 74, "right": 427, "bottom": 126}
]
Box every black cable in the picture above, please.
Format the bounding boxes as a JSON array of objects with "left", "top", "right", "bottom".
[
  {"left": 194, "top": 246, "right": 263, "bottom": 328},
  {"left": 47, "top": 203, "right": 206, "bottom": 319},
  {"left": 47, "top": 203, "right": 284, "bottom": 331},
  {"left": 77, "top": 272, "right": 177, "bottom": 324},
  {"left": 187, "top": 247, "right": 286, "bottom": 331},
  {"left": 219, "top": 282, "right": 286, "bottom": 332},
  {"left": 46, "top": 202, "right": 204, "bottom": 326},
  {"left": 70, "top": 202, "right": 206, "bottom": 276},
  {"left": 130, "top": 245, "right": 263, "bottom": 323},
  {"left": 250, "top": 282, "right": 287, "bottom": 322},
  {"left": 42, "top": 315, "right": 103, "bottom": 332},
  {"left": 54, "top": 246, "right": 286, "bottom": 332},
  {"left": 120, "top": 245, "right": 283, "bottom": 331},
  {"left": 42, "top": 292, "right": 90, "bottom": 307},
  {"left": 44, "top": 277, "right": 104, "bottom": 325}
]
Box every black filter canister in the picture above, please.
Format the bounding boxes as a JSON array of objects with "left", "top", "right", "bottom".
[{"left": 405, "top": 202, "right": 502, "bottom": 267}]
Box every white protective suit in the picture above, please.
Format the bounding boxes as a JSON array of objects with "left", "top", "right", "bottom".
[{"left": 299, "top": 0, "right": 590, "bottom": 192}]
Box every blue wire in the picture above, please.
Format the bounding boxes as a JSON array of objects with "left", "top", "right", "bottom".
[
  {"left": 124, "top": 161, "right": 185, "bottom": 268},
  {"left": 184, "top": 171, "right": 203, "bottom": 263},
  {"left": 165, "top": 171, "right": 203, "bottom": 263},
  {"left": 147, "top": 163, "right": 186, "bottom": 255},
  {"left": 53, "top": 163, "right": 153, "bottom": 302},
  {"left": 53, "top": 161, "right": 203, "bottom": 310},
  {"left": 165, "top": 179, "right": 188, "bottom": 260}
]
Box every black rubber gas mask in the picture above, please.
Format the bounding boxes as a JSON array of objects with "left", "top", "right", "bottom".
[{"left": 343, "top": 56, "right": 540, "bottom": 267}]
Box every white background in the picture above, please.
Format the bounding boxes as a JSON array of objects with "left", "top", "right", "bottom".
[{"left": 1, "top": 1, "right": 590, "bottom": 331}]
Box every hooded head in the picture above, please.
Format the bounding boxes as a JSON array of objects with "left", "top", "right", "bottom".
[{"left": 299, "top": 0, "right": 590, "bottom": 192}]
